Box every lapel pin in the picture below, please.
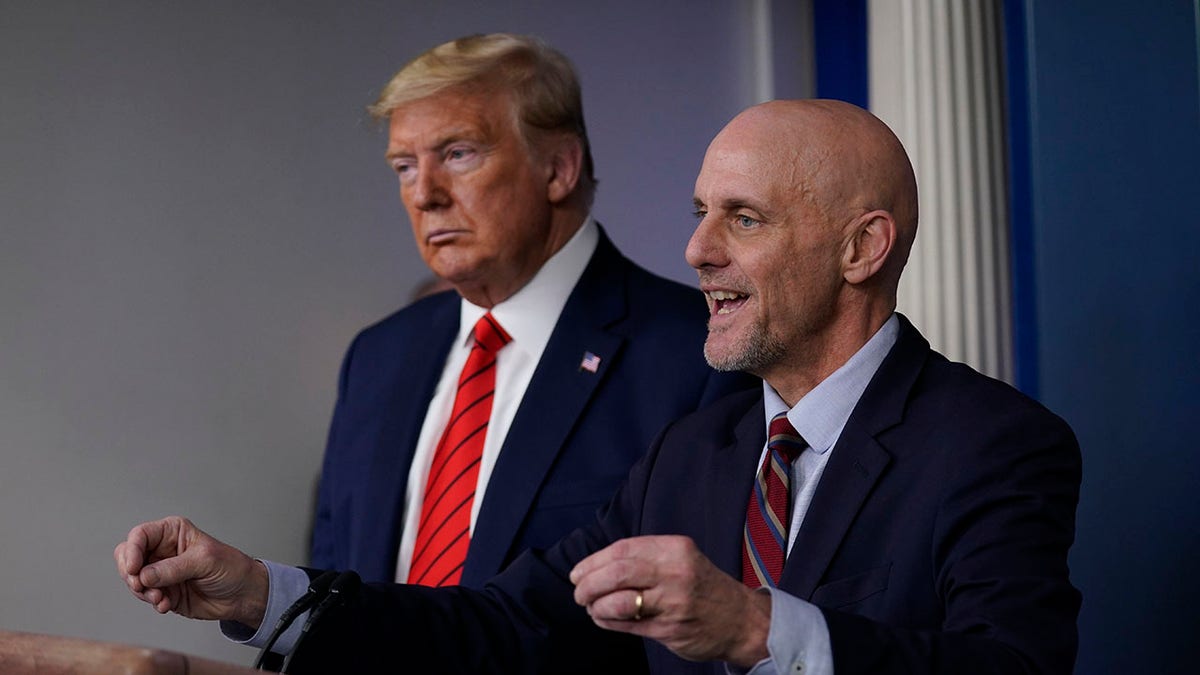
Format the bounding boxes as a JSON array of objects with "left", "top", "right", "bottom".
[{"left": 579, "top": 351, "right": 601, "bottom": 374}]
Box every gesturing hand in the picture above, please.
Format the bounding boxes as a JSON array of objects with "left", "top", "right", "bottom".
[
  {"left": 113, "top": 516, "right": 269, "bottom": 628},
  {"left": 569, "top": 535, "right": 772, "bottom": 667}
]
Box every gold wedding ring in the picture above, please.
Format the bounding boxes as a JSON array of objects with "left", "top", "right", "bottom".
[{"left": 633, "top": 590, "right": 644, "bottom": 621}]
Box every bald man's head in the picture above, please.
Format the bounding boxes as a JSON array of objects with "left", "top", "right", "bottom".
[
  {"left": 718, "top": 100, "right": 918, "bottom": 290},
  {"left": 686, "top": 100, "right": 919, "bottom": 399}
]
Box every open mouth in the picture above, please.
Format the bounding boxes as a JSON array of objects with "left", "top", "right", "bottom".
[{"left": 706, "top": 290, "right": 749, "bottom": 315}]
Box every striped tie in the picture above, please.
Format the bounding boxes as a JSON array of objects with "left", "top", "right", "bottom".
[
  {"left": 407, "top": 313, "right": 511, "bottom": 587},
  {"left": 742, "top": 412, "right": 805, "bottom": 589}
]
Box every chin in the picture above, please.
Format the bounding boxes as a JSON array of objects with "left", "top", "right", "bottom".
[
  {"left": 702, "top": 338, "right": 742, "bottom": 372},
  {"left": 428, "top": 256, "right": 480, "bottom": 284},
  {"left": 704, "top": 325, "right": 782, "bottom": 375}
]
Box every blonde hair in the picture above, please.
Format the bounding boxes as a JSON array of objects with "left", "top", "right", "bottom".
[{"left": 370, "top": 33, "right": 596, "bottom": 201}]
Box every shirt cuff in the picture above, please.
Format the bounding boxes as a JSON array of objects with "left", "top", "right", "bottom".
[
  {"left": 219, "top": 560, "right": 311, "bottom": 655},
  {"left": 733, "top": 587, "right": 833, "bottom": 675}
]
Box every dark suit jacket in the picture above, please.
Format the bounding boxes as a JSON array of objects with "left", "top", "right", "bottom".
[
  {"left": 310, "top": 228, "right": 751, "bottom": 587},
  {"left": 296, "top": 315, "right": 1081, "bottom": 675}
]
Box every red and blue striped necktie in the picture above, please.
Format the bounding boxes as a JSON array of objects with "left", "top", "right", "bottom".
[
  {"left": 408, "top": 313, "right": 511, "bottom": 587},
  {"left": 742, "top": 412, "right": 806, "bottom": 589}
]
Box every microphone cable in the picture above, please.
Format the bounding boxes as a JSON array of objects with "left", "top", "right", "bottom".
[
  {"left": 252, "top": 569, "right": 338, "bottom": 670},
  {"left": 280, "top": 570, "right": 362, "bottom": 673}
]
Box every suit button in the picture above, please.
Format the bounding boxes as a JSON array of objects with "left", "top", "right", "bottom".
[{"left": 791, "top": 662, "right": 804, "bottom": 673}]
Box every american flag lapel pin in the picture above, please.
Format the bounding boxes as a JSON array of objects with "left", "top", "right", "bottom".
[{"left": 579, "top": 351, "right": 601, "bottom": 374}]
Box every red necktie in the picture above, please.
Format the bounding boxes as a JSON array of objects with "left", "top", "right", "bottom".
[
  {"left": 407, "top": 313, "right": 511, "bottom": 587},
  {"left": 742, "top": 412, "right": 805, "bottom": 589}
]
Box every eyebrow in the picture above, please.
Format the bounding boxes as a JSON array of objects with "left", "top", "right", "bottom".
[
  {"left": 385, "top": 127, "right": 485, "bottom": 160},
  {"left": 694, "top": 196, "right": 768, "bottom": 214}
]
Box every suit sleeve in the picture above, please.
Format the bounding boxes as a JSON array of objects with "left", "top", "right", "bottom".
[{"left": 822, "top": 406, "right": 1082, "bottom": 675}]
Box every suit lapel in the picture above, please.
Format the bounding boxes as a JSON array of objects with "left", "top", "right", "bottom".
[
  {"left": 778, "top": 315, "right": 929, "bottom": 598},
  {"left": 358, "top": 295, "right": 460, "bottom": 580},
  {"left": 464, "top": 231, "right": 629, "bottom": 581},
  {"left": 703, "top": 398, "right": 767, "bottom": 578},
  {"left": 778, "top": 426, "right": 890, "bottom": 597}
]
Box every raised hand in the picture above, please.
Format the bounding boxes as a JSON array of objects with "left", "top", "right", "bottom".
[
  {"left": 114, "top": 516, "right": 269, "bottom": 627},
  {"left": 569, "top": 535, "right": 772, "bottom": 667}
]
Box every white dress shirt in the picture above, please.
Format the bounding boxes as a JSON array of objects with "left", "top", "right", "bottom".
[{"left": 393, "top": 218, "right": 599, "bottom": 582}]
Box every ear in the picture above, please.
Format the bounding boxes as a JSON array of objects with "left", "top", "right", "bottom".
[
  {"left": 842, "top": 210, "right": 897, "bottom": 285},
  {"left": 544, "top": 134, "right": 584, "bottom": 204}
]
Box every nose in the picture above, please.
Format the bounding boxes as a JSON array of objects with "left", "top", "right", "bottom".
[
  {"left": 408, "top": 161, "right": 451, "bottom": 211},
  {"left": 685, "top": 214, "right": 726, "bottom": 271}
]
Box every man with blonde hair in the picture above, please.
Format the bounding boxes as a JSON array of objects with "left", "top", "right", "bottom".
[
  {"left": 309, "top": 32, "right": 746, "bottom": 600},
  {"left": 368, "top": 33, "right": 598, "bottom": 205}
]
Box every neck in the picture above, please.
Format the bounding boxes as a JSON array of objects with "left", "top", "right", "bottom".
[{"left": 763, "top": 305, "right": 893, "bottom": 407}]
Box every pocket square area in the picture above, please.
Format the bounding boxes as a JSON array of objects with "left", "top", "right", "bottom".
[{"left": 811, "top": 562, "right": 893, "bottom": 609}]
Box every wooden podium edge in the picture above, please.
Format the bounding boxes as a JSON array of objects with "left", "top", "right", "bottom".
[{"left": 0, "top": 628, "right": 259, "bottom": 674}]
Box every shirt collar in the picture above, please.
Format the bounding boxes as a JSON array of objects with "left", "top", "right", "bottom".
[
  {"left": 762, "top": 314, "right": 900, "bottom": 454},
  {"left": 457, "top": 216, "right": 599, "bottom": 355}
]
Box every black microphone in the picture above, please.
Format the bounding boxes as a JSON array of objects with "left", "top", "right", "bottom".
[
  {"left": 253, "top": 569, "right": 338, "bottom": 670},
  {"left": 280, "top": 570, "right": 361, "bottom": 674}
]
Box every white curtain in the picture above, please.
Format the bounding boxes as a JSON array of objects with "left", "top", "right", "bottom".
[{"left": 869, "top": 0, "right": 1014, "bottom": 382}]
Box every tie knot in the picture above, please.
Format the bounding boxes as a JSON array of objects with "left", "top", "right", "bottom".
[
  {"left": 767, "top": 412, "right": 805, "bottom": 463},
  {"left": 473, "top": 313, "right": 512, "bottom": 353}
]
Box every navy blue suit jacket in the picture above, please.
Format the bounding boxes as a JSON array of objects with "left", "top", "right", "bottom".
[
  {"left": 295, "top": 315, "right": 1081, "bottom": 674},
  {"left": 310, "top": 229, "right": 751, "bottom": 587}
]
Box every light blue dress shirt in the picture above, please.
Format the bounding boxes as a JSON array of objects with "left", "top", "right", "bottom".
[{"left": 738, "top": 314, "right": 899, "bottom": 675}]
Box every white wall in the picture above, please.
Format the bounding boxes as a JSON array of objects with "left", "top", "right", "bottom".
[{"left": 0, "top": 0, "right": 761, "bottom": 663}]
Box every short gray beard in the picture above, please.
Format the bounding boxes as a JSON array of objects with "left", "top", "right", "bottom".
[{"left": 703, "top": 320, "right": 786, "bottom": 374}]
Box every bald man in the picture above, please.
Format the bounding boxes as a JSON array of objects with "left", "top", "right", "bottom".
[{"left": 116, "top": 100, "right": 1081, "bottom": 675}]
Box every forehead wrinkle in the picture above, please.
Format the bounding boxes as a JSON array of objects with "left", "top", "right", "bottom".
[
  {"left": 700, "top": 120, "right": 817, "bottom": 223},
  {"left": 387, "top": 86, "right": 512, "bottom": 152},
  {"left": 733, "top": 115, "right": 827, "bottom": 222},
  {"left": 695, "top": 170, "right": 780, "bottom": 220}
]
